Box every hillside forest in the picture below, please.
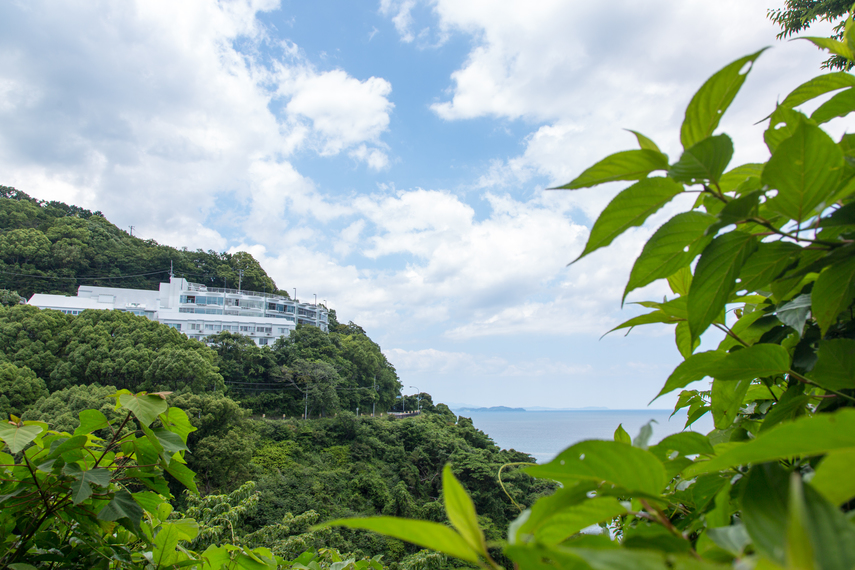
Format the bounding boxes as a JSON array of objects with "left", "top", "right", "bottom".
[{"left": 0, "top": 188, "right": 550, "bottom": 569}]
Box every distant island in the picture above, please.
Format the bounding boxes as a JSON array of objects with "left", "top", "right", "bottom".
[{"left": 448, "top": 404, "right": 610, "bottom": 412}]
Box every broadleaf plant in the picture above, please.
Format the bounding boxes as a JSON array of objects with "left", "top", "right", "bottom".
[{"left": 323, "top": 21, "right": 855, "bottom": 570}]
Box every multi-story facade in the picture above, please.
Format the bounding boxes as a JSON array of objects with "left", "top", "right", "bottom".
[{"left": 28, "top": 277, "right": 329, "bottom": 345}]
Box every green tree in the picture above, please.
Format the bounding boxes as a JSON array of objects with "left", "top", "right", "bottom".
[
  {"left": 769, "top": 0, "right": 853, "bottom": 69},
  {"left": 0, "top": 361, "right": 47, "bottom": 418}
]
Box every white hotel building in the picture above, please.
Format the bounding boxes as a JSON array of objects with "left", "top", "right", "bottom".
[{"left": 28, "top": 277, "right": 329, "bottom": 345}]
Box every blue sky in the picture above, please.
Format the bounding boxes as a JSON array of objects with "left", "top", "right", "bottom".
[{"left": 0, "top": 0, "right": 844, "bottom": 408}]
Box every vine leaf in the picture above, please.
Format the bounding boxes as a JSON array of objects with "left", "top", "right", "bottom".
[
  {"left": 571, "top": 177, "right": 683, "bottom": 264},
  {"left": 73, "top": 409, "right": 110, "bottom": 436},
  {"left": 711, "top": 378, "right": 751, "bottom": 430},
  {"left": 811, "top": 448, "right": 855, "bottom": 506},
  {"left": 626, "top": 129, "right": 661, "bottom": 152},
  {"left": 680, "top": 49, "right": 766, "bottom": 149},
  {"left": 738, "top": 241, "right": 801, "bottom": 294}
]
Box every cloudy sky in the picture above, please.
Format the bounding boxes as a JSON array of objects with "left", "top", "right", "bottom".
[{"left": 0, "top": 0, "right": 842, "bottom": 408}]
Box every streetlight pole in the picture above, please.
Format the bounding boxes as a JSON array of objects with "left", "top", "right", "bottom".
[
  {"left": 409, "top": 386, "right": 420, "bottom": 412},
  {"left": 293, "top": 288, "right": 296, "bottom": 302}
]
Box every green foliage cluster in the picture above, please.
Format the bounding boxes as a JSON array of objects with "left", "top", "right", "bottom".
[
  {"left": 210, "top": 321, "right": 402, "bottom": 419},
  {"left": 0, "top": 304, "right": 223, "bottom": 394},
  {"left": 0, "top": 186, "right": 283, "bottom": 298},
  {"left": 326, "top": 32, "right": 855, "bottom": 570}
]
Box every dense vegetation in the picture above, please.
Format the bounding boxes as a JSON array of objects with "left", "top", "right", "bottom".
[
  {"left": 0, "top": 186, "right": 283, "bottom": 298},
  {"left": 328, "top": 25, "right": 855, "bottom": 570}
]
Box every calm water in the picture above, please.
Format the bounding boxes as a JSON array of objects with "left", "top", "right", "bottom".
[{"left": 452, "top": 409, "right": 715, "bottom": 464}]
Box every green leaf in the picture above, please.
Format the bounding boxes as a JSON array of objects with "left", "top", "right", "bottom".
[
  {"left": 152, "top": 522, "right": 183, "bottom": 568},
  {"left": 819, "top": 201, "right": 855, "bottom": 227},
  {"left": 160, "top": 407, "right": 196, "bottom": 444},
  {"left": 532, "top": 497, "right": 627, "bottom": 545},
  {"left": 442, "top": 464, "right": 487, "bottom": 557},
  {"left": 763, "top": 120, "right": 844, "bottom": 223},
  {"left": 800, "top": 478, "right": 855, "bottom": 570},
  {"left": 323, "top": 517, "right": 481, "bottom": 564},
  {"left": 668, "top": 135, "right": 734, "bottom": 184},
  {"left": 764, "top": 107, "right": 810, "bottom": 154},
  {"left": 668, "top": 266, "right": 693, "bottom": 296},
  {"left": 97, "top": 488, "right": 144, "bottom": 525},
  {"left": 688, "top": 231, "right": 757, "bottom": 343},
  {"left": 811, "top": 87, "right": 855, "bottom": 124},
  {"left": 74, "top": 409, "right": 110, "bottom": 436},
  {"left": 684, "top": 408, "right": 855, "bottom": 477},
  {"left": 798, "top": 36, "right": 855, "bottom": 61},
  {"left": 69, "top": 467, "right": 112, "bottom": 504},
  {"left": 711, "top": 378, "right": 751, "bottom": 430},
  {"left": 602, "top": 311, "right": 680, "bottom": 338},
  {"left": 118, "top": 392, "right": 168, "bottom": 427},
  {"left": 649, "top": 431, "right": 714, "bottom": 460},
  {"left": 779, "top": 72, "right": 855, "bottom": 110},
  {"left": 165, "top": 458, "right": 198, "bottom": 494},
  {"left": 776, "top": 293, "right": 812, "bottom": 337},
  {"left": 653, "top": 351, "right": 726, "bottom": 401},
  {"left": 719, "top": 163, "right": 764, "bottom": 193},
  {"left": 526, "top": 440, "right": 667, "bottom": 496},
  {"left": 675, "top": 321, "right": 698, "bottom": 358},
  {"left": 680, "top": 49, "right": 766, "bottom": 149},
  {"left": 132, "top": 491, "right": 165, "bottom": 514},
  {"left": 572, "top": 177, "right": 683, "bottom": 263},
  {"left": 812, "top": 257, "right": 855, "bottom": 336},
  {"left": 0, "top": 422, "right": 43, "bottom": 454},
  {"left": 624, "top": 212, "right": 716, "bottom": 302},
  {"left": 614, "top": 424, "right": 631, "bottom": 444},
  {"left": 153, "top": 428, "right": 188, "bottom": 455},
  {"left": 556, "top": 150, "right": 669, "bottom": 190},
  {"left": 811, "top": 448, "right": 855, "bottom": 506},
  {"left": 626, "top": 129, "right": 661, "bottom": 152},
  {"left": 741, "top": 464, "right": 790, "bottom": 565},
  {"left": 706, "top": 190, "right": 764, "bottom": 238},
  {"left": 809, "top": 338, "right": 855, "bottom": 390},
  {"left": 705, "top": 344, "right": 791, "bottom": 382}
]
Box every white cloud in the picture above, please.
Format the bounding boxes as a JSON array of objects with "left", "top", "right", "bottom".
[
  {"left": 0, "top": 0, "right": 393, "bottom": 248},
  {"left": 379, "top": 0, "right": 417, "bottom": 43},
  {"left": 386, "top": 347, "right": 592, "bottom": 377}
]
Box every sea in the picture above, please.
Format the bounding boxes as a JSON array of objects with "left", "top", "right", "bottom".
[{"left": 450, "top": 409, "right": 715, "bottom": 464}]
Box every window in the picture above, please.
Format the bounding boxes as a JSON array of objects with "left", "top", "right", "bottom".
[
  {"left": 204, "top": 324, "right": 221, "bottom": 331},
  {"left": 257, "top": 326, "right": 271, "bottom": 333},
  {"left": 179, "top": 307, "right": 194, "bottom": 313},
  {"left": 187, "top": 323, "right": 201, "bottom": 330},
  {"left": 168, "top": 323, "right": 182, "bottom": 330},
  {"left": 240, "top": 326, "right": 254, "bottom": 333},
  {"left": 180, "top": 295, "right": 196, "bottom": 304},
  {"left": 278, "top": 327, "right": 288, "bottom": 334},
  {"left": 258, "top": 338, "right": 268, "bottom": 346}
]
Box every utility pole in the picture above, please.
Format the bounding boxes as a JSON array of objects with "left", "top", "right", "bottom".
[
  {"left": 293, "top": 288, "right": 296, "bottom": 302},
  {"left": 238, "top": 269, "right": 243, "bottom": 294},
  {"left": 129, "top": 226, "right": 135, "bottom": 237},
  {"left": 409, "top": 385, "right": 420, "bottom": 412},
  {"left": 169, "top": 260, "right": 173, "bottom": 279}
]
